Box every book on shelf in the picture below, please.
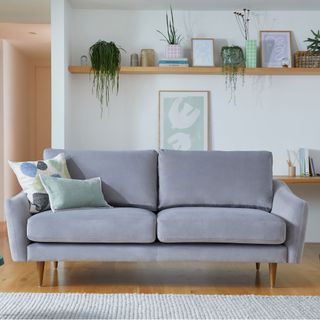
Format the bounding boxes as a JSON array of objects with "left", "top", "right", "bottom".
[
  {"left": 299, "top": 148, "right": 320, "bottom": 176},
  {"left": 159, "top": 64, "right": 189, "bottom": 67},
  {"left": 158, "top": 58, "right": 189, "bottom": 67}
]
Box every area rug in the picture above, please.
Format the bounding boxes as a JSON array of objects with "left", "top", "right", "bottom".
[{"left": 0, "top": 293, "right": 319, "bottom": 319}]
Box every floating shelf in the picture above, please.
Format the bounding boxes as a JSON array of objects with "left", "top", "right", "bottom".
[
  {"left": 274, "top": 176, "right": 320, "bottom": 184},
  {"left": 69, "top": 66, "right": 320, "bottom": 75}
]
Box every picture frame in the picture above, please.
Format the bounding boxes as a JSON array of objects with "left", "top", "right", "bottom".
[
  {"left": 159, "top": 90, "right": 209, "bottom": 151},
  {"left": 191, "top": 38, "right": 215, "bottom": 67},
  {"left": 260, "top": 31, "right": 292, "bottom": 68}
]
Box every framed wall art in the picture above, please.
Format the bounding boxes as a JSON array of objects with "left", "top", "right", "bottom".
[
  {"left": 260, "top": 31, "right": 292, "bottom": 67},
  {"left": 159, "top": 91, "right": 209, "bottom": 151},
  {"left": 191, "top": 38, "right": 215, "bottom": 66}
]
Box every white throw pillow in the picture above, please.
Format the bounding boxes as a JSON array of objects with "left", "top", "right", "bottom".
[{"left": 9, "top": 153, "right": 71, "bottom": 213}]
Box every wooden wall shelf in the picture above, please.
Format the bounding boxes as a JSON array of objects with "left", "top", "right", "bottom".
[
  {"left": 69, "top": 66, "right": 320, "bottom": 75},
  {"left": 274, "top": 176, "right": 320, "bottom": 184}
]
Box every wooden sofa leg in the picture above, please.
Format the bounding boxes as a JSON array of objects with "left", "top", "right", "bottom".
[
  {"left": 268, "top": 263, "right": 277, "bottom": 288},
  {"left": 54, "top": 261, "right": 58, "bottom": 269},
  {"left": 256, "top": 263, "right": 260, "bottom": 271},
  {"left": 36, "top": 261, "right": 45, "bottom": 286}
]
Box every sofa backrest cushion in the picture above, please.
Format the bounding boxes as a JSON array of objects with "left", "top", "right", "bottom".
[
  {"left": 44, "top": 149, "right": 158, "bottom": 211},
  {"left": 158, "top": 150, "right": 273, "bottom": 212}
]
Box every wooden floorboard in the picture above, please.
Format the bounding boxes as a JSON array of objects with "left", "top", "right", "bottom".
[{"left": 0, "top": 223, "right": 319, "bottom": 295}]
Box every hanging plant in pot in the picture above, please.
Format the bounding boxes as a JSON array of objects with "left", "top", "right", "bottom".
[
  {"left": 221, "top": 46, "right": 245, "bottom": 104},
  {"left": 89, "top": 40, "right": 125, "bottom": 116},
  {"left": 156, "top": 6, "right": 183, "bottom": 59}
]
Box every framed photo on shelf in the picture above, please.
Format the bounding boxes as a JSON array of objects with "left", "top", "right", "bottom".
[
  {"left": 260, "top": 31, "right": 292, "bottom": 67},
  {"left": 158, "top": 90, "right": 209, "bottom": 151},
  {"left": 191, "top": 38, "right": 215, "bottom": 67}
]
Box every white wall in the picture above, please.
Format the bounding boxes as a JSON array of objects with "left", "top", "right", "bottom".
[
  {"left": 54, "top": 7, "right": 320, "bottom": 241},
  {"left": 51, "top": 0, "right": 71, "bottom": 149}
]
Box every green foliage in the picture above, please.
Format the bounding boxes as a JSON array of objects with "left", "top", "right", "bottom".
[
  {"left": 221, "top": 46, "right": 245, "bottom": 104},
  {"left": 156, "top": 6, "right": 182, "bottom": 45},
  {"left": 305, "top": 30, "right": 320, "bottom": 53},
  {"left": 89, "top": 40, "right": 125, "bottom": 115}
]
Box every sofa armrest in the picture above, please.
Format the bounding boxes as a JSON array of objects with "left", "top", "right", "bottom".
[
  {"left": 5, "top": 192, "right": 31, "bottom": 261},
  {"left": 271, "top": 180, "right": 308, "bottom": 263}
]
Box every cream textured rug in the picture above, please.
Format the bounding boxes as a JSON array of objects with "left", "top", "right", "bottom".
[{"left": 0, "top": 293, "right": 319, "bottom": 319}]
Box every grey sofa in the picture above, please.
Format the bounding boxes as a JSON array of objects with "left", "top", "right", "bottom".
[{"left": 6, "top": 149, "right": 308, "bottom": 287}]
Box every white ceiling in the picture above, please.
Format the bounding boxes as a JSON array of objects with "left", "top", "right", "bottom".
[
  {"left": 0, "top": 23, "right": 51, "bottom": 61},
  {"left": 69, "top": 0, "right": 320, "bottom": 11},
  {"left": 0, "top": 0, "right": 50, "bottom": 23}
]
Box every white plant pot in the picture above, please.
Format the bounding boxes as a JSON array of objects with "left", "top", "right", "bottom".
[{"left": 165, "top": 44, "right": 182, "bottom": 59}]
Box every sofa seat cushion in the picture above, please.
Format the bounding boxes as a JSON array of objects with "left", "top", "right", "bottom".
[
  {"left": 27, "top": 208, "right": 156, "bottom": 243},
  {"left": 157, "top": 207, "right": 286, "bottom": 245}
]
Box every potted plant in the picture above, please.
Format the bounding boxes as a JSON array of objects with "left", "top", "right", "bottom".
[
  {"left": 295, "top": 30, "right": 320, "bottom": 68},
  {"left": 221, "top": 46, "right": 245, "bottom": 104},
  {"left": 156, "top": 6, "right": 183, "bottom": 59},
  {"left": 89, "top": 40, "right": 125, "bottom": 115}
]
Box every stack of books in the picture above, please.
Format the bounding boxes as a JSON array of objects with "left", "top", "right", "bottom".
[
  {"left": 299, "top": 148, "right": 320, "bottom": 176},
  {"left": 158, "top": 58, "right": 189, "bottom": 67}
]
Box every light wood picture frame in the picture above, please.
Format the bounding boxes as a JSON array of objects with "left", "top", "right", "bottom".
[
  {"left": 158, "top": 90, "right": 209, "bottom": 151},
  {"left": 191, "top": 38, "right": 215, "bottom": 67},
  {"left": 260, "top": 30, "right": 292, "bottom": 68}
]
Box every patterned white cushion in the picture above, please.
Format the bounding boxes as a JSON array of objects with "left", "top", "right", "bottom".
[{"left": 9, "top": 153, "right": 71, "bottom": 213}]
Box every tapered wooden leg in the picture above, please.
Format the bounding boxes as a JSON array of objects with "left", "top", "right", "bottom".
[
  {"left": 268, "top": 263, "right": 277, "bottom": 288},
  {"left": 54, "top": 261, "right": 58, "bottom": 269},
  {"left": 256, "top": 263, "right": 260, "bottom": 271},
  {"left": 36, "top": 261, "right": 45, "bottom": 287}
]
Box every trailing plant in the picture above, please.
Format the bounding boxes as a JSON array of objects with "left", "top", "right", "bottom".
[
  {"left": 221, "top": 46, "right": 245, "bottom": 104},
  {"left": 305, "top": 30, "right": 320, "bottom": 53},
  {"left": 89, "top": 40, "right": 125, "bottom": 115},
  {"left": 156, "top": 6, "right": 182, "bottom": 45}
]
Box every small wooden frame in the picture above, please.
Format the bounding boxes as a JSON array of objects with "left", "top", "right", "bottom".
[
  {"left": 260, "top": 31, "right": 292, "bottom": 68},
  {"left": 191, "top": 38, "right": 215, "bottom": 67}
]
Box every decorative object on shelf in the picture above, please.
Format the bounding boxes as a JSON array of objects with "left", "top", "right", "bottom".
[
  {"left": 234, "top": 9, "right": 256, "bottom": 68},
  {"left": 158, "top": 91, "right": 209, "bottom": 151},
  {"left": 140, "top": 49, "right": 155, "bottom": 66},
  {"left": 221, "top": 46, "right": 245, "bottom": 104},
  {"left": 245, "top": 40, "right": 257, "bottom": 68},
  {"left": 287, "top": 150, "right": 298, "bottom": 177},
  {"left": 80, "top": 55, "right": 88, "bottom": 66},
  {"left": 159, "top": 58, "right": 189, "bottom": 67},
  {"left": 191, "top": 38, "right": 214, "bottom": 67},
  {"left": 294, "top": 30, "right": 320, "bottom": 68},
  {"left": 156, "top": 6, "right": 183, "bottom": 59},
  {"left": 260, "top": 31, "right": 292, "bottom": 68},
  {"left": 294, "top": 51, "right": 320, "bottom": 68},
  {"left": 89, "top": 40, "right": 125, "bottom": 114},
  {"left": 130, "top": 53, "right": 139, "bottom": 67},
  {"left": 305, "top": 30, "right": 320, "bottom": 53}
]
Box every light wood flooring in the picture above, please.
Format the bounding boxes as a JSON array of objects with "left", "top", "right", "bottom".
[{"left": 1, "top": 223, "right": 320, "bottom": 295}]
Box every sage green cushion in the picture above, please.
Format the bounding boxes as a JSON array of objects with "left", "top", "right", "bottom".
[{"left": 40, "top": 175, "right": 109, "bottom": 212}]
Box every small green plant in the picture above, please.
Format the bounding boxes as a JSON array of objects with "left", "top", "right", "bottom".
[
  {"left": 89, "top": 40, "right": 125, "bottom": 115},
  {"left": 221, "top": 46, "right": 245, "bottom": 104},
  {"left": 305, "top": 30, "right": 320, "bottom": 53},
  {"left": 156, "top": 6, "right": 182, "bottom": 45}
]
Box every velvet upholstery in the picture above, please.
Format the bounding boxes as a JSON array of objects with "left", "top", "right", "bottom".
[
  {"left": 157, "top": 207, "right": 286, "bottom": 244},
  {"left": 158, "top": 150, "right": 273, "bottom": 211},
  {"left": 27, "top": 208, "right": 157, "bottom": 243},
  {"left": 271, "top": 180, "right": 308, "bottom": 263},
  {"left": 5, "top": 192, "right": 31, "bottom": 261},
  {"left": 44, "top": 149, "right": 158, "bottom": 211},
  {"left": 27, "top": 243, "right": 287, "bottom": 263}
]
